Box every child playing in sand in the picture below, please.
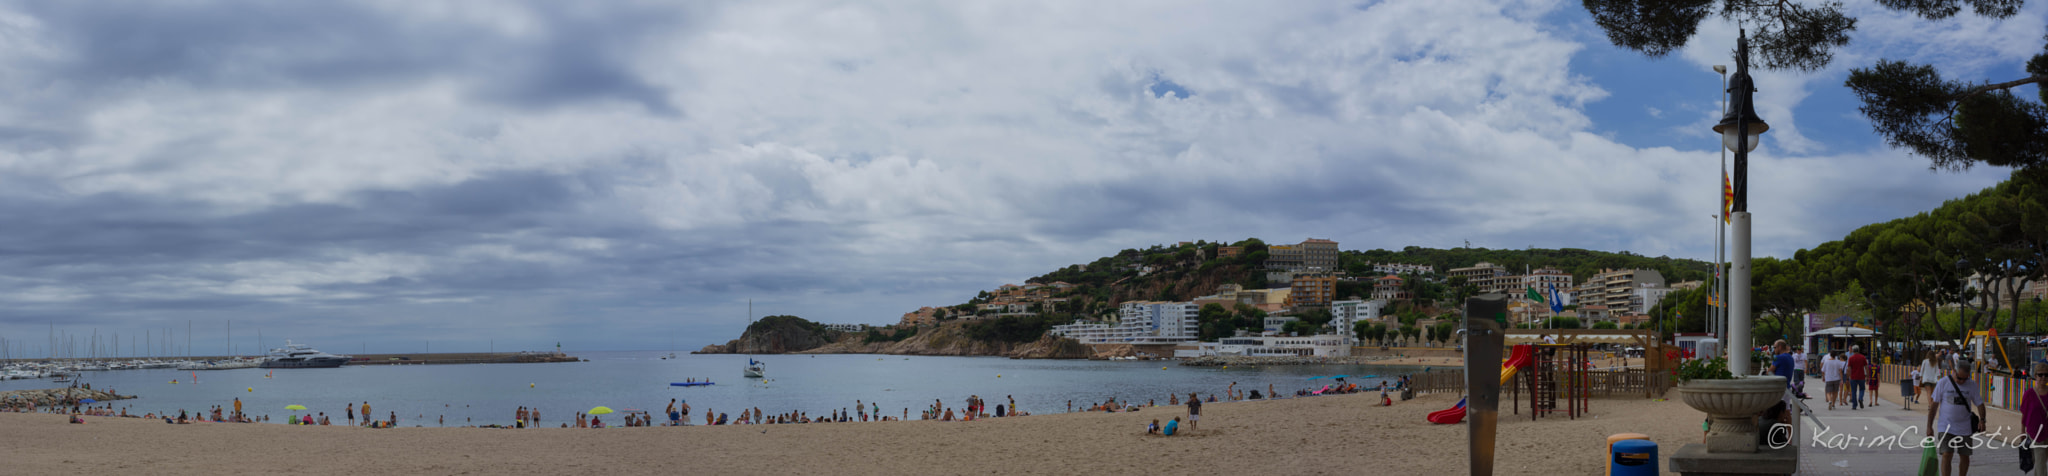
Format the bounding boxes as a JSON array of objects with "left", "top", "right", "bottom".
[
  {"left": 1147, "top": 419, "right": 1160, "bottom": 435},
  {"left": 1164, "top": 417, "right": 1180, "bottom": 436}
]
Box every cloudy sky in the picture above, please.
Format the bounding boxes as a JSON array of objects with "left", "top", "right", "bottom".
[{"left": 1, "top": 1, "right": 2041, "bottom": 355}]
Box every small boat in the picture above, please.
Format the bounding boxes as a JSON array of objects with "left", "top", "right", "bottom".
[{"left": 670, "top": 382, "right": 715, "bottom": 387}]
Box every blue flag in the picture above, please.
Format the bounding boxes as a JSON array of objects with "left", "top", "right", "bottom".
[{"left": 1548, "top": 284, "right": 1563, "bottom": 313}]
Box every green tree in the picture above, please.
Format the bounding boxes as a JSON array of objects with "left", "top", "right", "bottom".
[
  {"left": 1399, "top": 325, "right": 1419, "bottom": 346},
  {"left": 1581, "top": 0, "right": 2045, "bottom": 172},
  {"left": 1592, "top": 321, "right": 1618, "bottom": 330},
  {"left": 1431, "top": 321, "right": 1457, "bottom": 344}
]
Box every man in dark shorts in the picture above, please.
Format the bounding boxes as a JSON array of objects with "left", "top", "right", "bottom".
[
  {"left": 1929, "top": 358, "right": 1984, "bottom": 474},
  {"left": 1186, "top": 392, "right": 1201, "bottom": 430}
]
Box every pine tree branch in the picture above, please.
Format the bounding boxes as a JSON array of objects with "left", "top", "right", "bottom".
[{"left": 1951, "top": 74, "right": 2048, "bottom": 102}]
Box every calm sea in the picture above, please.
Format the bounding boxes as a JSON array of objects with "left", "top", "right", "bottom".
[{"left": 1, "top": 352, "right": 1425, "bottom": 426}]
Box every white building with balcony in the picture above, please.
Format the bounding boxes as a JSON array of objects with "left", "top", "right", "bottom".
[{"left": 1049, "top": 301, "right": 1200, "bottom": 345}]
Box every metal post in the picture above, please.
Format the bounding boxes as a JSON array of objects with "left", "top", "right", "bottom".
[
  {"left": 1730, "top": 212, "right": 1753, "bottom": 375},
  {"left": 1464, "top": 294, "right": 1508, "bottom": 476}
]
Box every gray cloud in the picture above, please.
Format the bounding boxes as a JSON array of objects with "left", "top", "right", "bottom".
[{"left": 0, "top": 0, "right": 2034, "bottom": 354}]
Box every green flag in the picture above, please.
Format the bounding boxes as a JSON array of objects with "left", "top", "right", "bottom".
[{"left": 1525, "top": 286, "right": 1544, "bottom": 303}]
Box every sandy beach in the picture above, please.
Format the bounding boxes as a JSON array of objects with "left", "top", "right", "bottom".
[{"left": 3, "top": 390, "right": 1705, "bottom": 475}]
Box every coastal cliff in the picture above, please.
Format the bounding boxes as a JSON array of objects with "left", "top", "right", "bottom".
[
  {"left": 799, "top": 321, "right": 1092, "bottom": 359},
  {"left": 695, "top": 315, "right": 842, "bottom": 354}
]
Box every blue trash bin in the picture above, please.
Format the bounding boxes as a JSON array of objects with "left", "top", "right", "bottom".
[{"left": 1610, "top": 439, "right": 1658, "bottom": 476}]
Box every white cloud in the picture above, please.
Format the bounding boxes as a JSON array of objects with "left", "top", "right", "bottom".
[{"left": 0, "top": 0, "right": 2031, "bottom": 350}]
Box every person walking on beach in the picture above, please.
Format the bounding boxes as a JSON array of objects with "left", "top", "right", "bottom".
[
  {"left": 1186, "top": 392, "right": 1201, "bottom": 431},
  {"left": 1929, "top": 358, "right": 1985, "bottom": 476},
  {"left": 346, "top": 404, "right": 354, "bottom": 424},
  {"left": 362, "top": 402, "right": 372, "bottom": 426}
]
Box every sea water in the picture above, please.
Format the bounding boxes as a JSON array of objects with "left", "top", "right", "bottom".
[{"left": 1, "top": 352, "right": 1425, "bottom": 426}]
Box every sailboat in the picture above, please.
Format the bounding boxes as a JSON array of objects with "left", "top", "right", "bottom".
[{"left": 743, "top": 299, "right": 765, "bottom": 378}]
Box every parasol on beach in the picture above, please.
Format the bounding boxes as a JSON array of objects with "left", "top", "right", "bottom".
[
  {"left": 588, "top": 406, "right": 615, "bottom": 415},
  {"left": 79, "top": 398, "right": 96, "bottom": 404},
  {"left": 1333, "top": 375, "right": 1349, "bottom": 379},
  {"left": 285, "top": 404, "right": 306, "bottom": 410},
  {"left": 1306, "top": 376, "right": 1324, "bottom": 380}
]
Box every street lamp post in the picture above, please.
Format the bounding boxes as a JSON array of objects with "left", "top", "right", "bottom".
[
  {"left": 1716, "top": 30, "right": 1770, "bottom": 376},
  {"left": 1712, "top": 65, "right": 1728, "bottom": 354}
]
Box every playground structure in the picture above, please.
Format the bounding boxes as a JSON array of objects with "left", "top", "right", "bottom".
[
  {"left": 1509, "top": 343, "right": 1591, "bottom": 420},
  {"left": 1427, "top": 345, "right": 1536, "bottom": 424}
]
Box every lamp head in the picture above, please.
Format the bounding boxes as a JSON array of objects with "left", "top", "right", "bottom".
[
  {"left": 1713, "top": 65, "right": 1726, "bottom": 74},
  {"left": 1712, "top": 71, "right": 1768, "bottom": 152}
]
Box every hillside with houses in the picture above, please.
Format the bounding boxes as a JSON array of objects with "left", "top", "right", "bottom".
[{"left": 862, "top": 238, "right": 1716, "bottom": 358}]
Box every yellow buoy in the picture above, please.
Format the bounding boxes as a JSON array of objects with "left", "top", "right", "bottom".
[
  {"left": 529, "top": 383, "right": 535, "bottom": 388},
  {"left": 1162, "top": 367, "right": 1168, "bottom": 370},
  {"left": 247, "top": 387, "right": 254, "bottom": 392},
  {"left": 996, "top": 374, "right": 1001, "bottom": 378}
]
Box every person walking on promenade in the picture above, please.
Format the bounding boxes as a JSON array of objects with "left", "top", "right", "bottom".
[
  {"left": 1835, "top": 350, "right": 1851, "bottom": 410},
  {"left": 1929, "top": 358, "right": 1985, "bottom": 476},
  {"left": 1847, "top": 346, "right": 1868, "bottom": 410},
  {"left": 1920, "top": 352, "right": 1941, "bottom": 405},
  {"left": 2020, "top": 361, "right": 2048, "bottom": 476},
  {"left": 1867, "top": 359, "right": 1882, "bottom": 407}
]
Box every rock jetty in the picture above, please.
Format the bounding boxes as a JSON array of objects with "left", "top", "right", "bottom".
[{"left": 0, "top": 387, "right": 134, "bottom": 408}]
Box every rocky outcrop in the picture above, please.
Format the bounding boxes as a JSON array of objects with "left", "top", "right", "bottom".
[
  {"left": 693, "top": 315, "right": 842, "bottom": 354},
  {"left": 799, "top": 322, "right": 1093, "bottom": 359},
  {"left": 0, "top": 387, "right": 134, "bottom": 408}
]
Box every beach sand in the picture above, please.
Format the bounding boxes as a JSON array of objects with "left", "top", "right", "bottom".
[{"left": 2, "top": 391, "right": 1705, "bottom": 475}]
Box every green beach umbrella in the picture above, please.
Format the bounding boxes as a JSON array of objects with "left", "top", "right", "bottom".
[
  {"left": 285, "top": 404, "right": 306, "bottom": 410},
  {"left": 588, "top": 406, "right": 614, "bottom": 415}
]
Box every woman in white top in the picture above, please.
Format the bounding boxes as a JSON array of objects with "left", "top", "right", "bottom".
[{"left": 1919, "top": 353, "right": 1940, "bottom": 406}]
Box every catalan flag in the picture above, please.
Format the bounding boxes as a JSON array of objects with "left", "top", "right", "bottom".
[{"left": 1722, "top": 170, "right": 1733, "bottom": 224}]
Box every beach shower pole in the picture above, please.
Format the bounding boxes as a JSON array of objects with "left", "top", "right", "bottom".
[{"left": 1463, "top": 293, "right": 1508, "bottom": 476}]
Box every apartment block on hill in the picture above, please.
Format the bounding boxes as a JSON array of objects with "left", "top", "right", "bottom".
[
  {"left": 1288, "top": 271, "right": 1338, "bottom": 309},
  {"left": 1587, "top": 268, "right": 1667, "bottom": 315},
  {"left": 1265, "top": 238, "right": 1339, "bottom": 285},
  {"left": 899, "top": 307, "right": 940, "bottom": 327},
  {"left": 1373, "top": 262, "right": 1435, "bottom": 275}
]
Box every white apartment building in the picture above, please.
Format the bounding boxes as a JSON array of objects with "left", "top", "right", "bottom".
[
  {"left": 1331, "top": 299, "right": 1388, "bottom": 330},
  {"left": 1373, "top": 262, "right": 1435, "bottom": 275},
  {"left": 1048, "top": 301, "right": 1200, "bottom": 345},
  {"left": 823, "top": 323, "right": 869, "bottom": 332},
  {"left": 1173, "top": 334, "right": 1353, "bottom": 358}
]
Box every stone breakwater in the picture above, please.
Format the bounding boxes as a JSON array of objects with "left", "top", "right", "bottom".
[
  {"left": 0, "top": 388, "right": 134, "bottom": 407},
  {"left": 1177, "top": 355, "right": 1422, "bottom": 367}
]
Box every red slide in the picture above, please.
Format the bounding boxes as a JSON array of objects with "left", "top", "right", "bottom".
[
  {"left": 1426, "top": 397, "right": 1468, "bottom": 424},
  {"left": 1426, "top": 345, "right": 1535, "bottom": 425}
]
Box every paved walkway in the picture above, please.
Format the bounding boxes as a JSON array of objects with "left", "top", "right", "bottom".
[{"left": 1791, "top": 377, "right": 2023, "bottom": 475}]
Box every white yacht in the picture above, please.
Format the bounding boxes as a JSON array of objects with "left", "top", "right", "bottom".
[{"left": 260, "top": 341, "right": 351, "bottom": 368}]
